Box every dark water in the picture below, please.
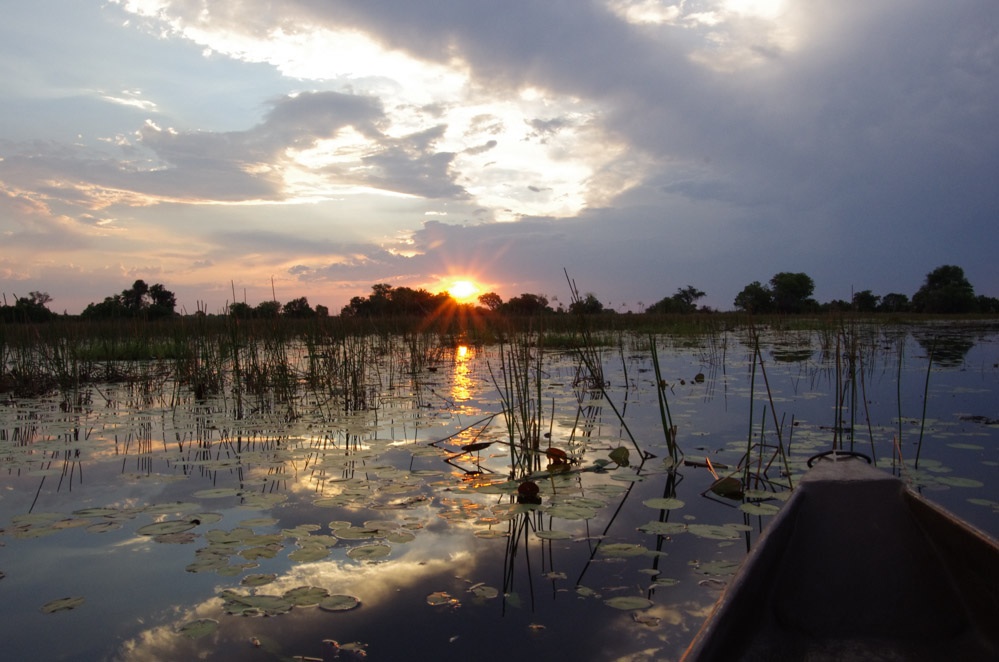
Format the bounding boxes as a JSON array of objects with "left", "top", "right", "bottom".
[{"left": 1, "top": 323, "right": 996, "bottom": 660}]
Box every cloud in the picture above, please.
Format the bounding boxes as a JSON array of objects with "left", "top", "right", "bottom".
[{"left": 1, "top": 0, "right": 996, "bottom": 313}]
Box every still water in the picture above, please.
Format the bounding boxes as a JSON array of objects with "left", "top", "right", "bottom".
[{"left": 1, "top": 323, "right": 996, "bottom": 660}]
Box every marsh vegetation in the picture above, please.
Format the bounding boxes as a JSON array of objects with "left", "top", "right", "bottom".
[{"left": 0, "top": 316, "right": 996, "bottom": 660}]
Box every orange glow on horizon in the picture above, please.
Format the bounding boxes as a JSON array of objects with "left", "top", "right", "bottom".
[{"left": 447, "top": 280, "right": 480, "bottom": 302}]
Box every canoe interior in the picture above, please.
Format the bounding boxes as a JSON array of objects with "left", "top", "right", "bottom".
[{"left": 682, "top": 459, "right": 999, "bottom": 661}]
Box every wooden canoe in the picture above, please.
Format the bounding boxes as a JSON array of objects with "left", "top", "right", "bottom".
[{"left": 682, "top": 455, "right": 999, "bottom": 661}]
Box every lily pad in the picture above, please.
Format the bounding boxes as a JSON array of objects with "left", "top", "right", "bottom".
[
  {"left": 426, "top": 591, "right": 459, "bottom": 607},
  {"left": 643, "top": 497, "right": 685, "bottom": 510},
  {"left": 283, "top": 586, "right": 330, "bottom": 607},
  {"left": 319, "top": 594, "right": 361, "bottom": 611},
  {"left": 41, "top": 596, "right": 85, "bottom": 613},
  {"left": 347, "top": 543, "right": 391, "bottom": 561},
  {"left": 936, "top": 476, "right": 984, "bottom": 488},
  {"left": 468, "top": 584, "right": 500, "bottom": 599},
  {"left": 687, "top": 524, "right": 742, "bottom": 540},
  {"left": 178, "top": 618, "right": 218, "bottom": 639},
  {"left": 696, "top": 559, "right": 742, "bottom": 575},
  {"left": 600, "top": 543, "right": 650, "bottom": 558},
  {"left": 136, "top": 520, "right": 197, "bottom": 536},
  {"left": 638, "top": 521, "right": 687, "bottom": 536},
  {"left": 288, "top": 544, "right": 331, "bottom": 562},
  {"left": 535, "top": 529, "right": 574, "bottom": 540},
  {"left": 739, "top": 502, "right": 781, "bottom": 516},
  {"left": 241, "top": 573, "right": 277, "bottom": 587},
  {"left": 604, "top": 596, "right": 653, "bottom": 610}
]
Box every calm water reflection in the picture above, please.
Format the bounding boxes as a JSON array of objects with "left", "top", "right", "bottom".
[{"left": 1, "top": 323, "right": 996, "bottom": 660}]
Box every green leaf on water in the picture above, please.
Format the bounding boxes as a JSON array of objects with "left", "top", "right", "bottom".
[
  {"left": 642, "top": 497, "right": 685, "bottom": 510},
  {"left": 241, "top": 573, "right": 277, "bottom": 587},
  {"left": 178, "top": 618, "right": 218, "bottom": 639},
  {"left": 687, "top": 524, "right": 742, "bottom": 540},
  {"left": 545, "top": 504, "right": 599, "bottom": 520},
  {"left": 288, "top": 544, "right": 330, "bottom": 562},
  {"left": 468, "top": 583, "right": 500, "bottom": 599},
  {"left": 193, "top": 488, "right": 241, "bottom": 499},
  {"left": 936, "top": 476, "right": 984, "bottom": 488},
  {"left": 609, "top": 447, "right": 630, "bottom": 467},
  {"left": 319, "top": 595, "right": 361, "bottom": 611},
  {"left": 136, "top": 520, "right": 197, "bottom": 536},
  {"left": 739, "top": 502, "right": 781, "bottom": 516},
  {"left": 638, "top": 521, "right": 687, "bottom": 535},
  {"left": 41, "top": 596, "right": 85, "bottom": 614},
  {"left": 346, "top": 543, "right": 391, "bottom": 561},
  {"left": 604, "top": 596, "right": 653, "bottom": 610},
  {"left": 535, "top": 529, "right": 573, "bottom": 540},
  {"left": 283, "top": 586, "right": 330, "bottom": 607},
  {"left": 426, "top": 591, "right": 459, "bottom": 607},
  {"left": 600, "top": 543, "right": 650, "bottom": 557},
  {"left": 696, "top": 559, "right": 742, "bottom": 575}
]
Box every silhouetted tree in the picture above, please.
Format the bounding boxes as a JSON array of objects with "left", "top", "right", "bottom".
[
  {"left": 912, "top": 265, "right": 976, "bottom": 313},
  {"left": 976, "top": 295, "right": 999, "bottom": 314},
  {"left": 339, "top": 284, "right": 449, "bottom": 317},
  {"left": 568, "top": 293, "right": 605, "bottom": 315},
  {"left": 852, "top": 290, "right": 880, "bottom": 312},
  {"left": 477, "top": 292, "right": 503, "bottom": 311},
  {"left": 879, "top": 293, "right": 911, "bottom": 313},
  {"left": 733, "top": 281, "right": 774, "bottom": 313},
  {"left": 229, "top": 302, "right": 253, "bottom": 319},
  {"left": 255, "top": 300, "right": 281, "bottom": 318},
  {"left": 503, "top": 293, "right": 552, "bottom": 315},
  {"left": 0, "top": 291, "right": 55, "bottom": 322},
  {"left": 647, "top": 286, "right": 705, "bottom": 314},
  {"left": 81, "top": 280, "right": 176, "bottom": 319},
  {"left": 282, "top": 297, "right": 314, "bottom": 318},
  {"left": 770, "top": 272, "right": 816, "bottom": 313}
]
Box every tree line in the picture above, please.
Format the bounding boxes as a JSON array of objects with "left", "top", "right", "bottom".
[{"left": 2, "top": 265, "right": 996, "bottom": 323}]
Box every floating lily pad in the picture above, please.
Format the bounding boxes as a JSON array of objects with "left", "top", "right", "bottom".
[
  {"left": 178, "top": 618, "right": 218, "bottom": 639},
  {"left": 288, "top": 544, "right": 330, "bottom": 562},
  {"left": 468, "top": 583, "right": 499, "bottom": 599},
  {"left": 193, "top": 488, "right": 241, "bottom": 499},
  {"left": 319, "top": 594, "right": 361, "bottom": 611},
  {"left": 284, "top": 586, "right": 330, "bottom": 607},
  {"left": 41, "top": 596, "right": 85, "bottom": 614},
  {"left": 241, "top": 573, "right": 277, "bottom": 587},
  {"left": 221, "top": 592, "right": 293, "bottom": 616},
  {"left": 545, "top": 504, "right": 599, "bottom": 520},
  {"left": 347, "top": 543, "right": 391, "bottom": 561},
  {"left": 426, "top": 591, "right": 459, "bottom": 607},
  {"left": 739, "top": 502, "right": 781, "bottom": 516},
  {"left": 136, "top": 520, "right": 197, "bottom": 536},
  {"left": 474, "top": 529, "right": 508, "bottom": 539},
  {"left": 143, "top": 501, "right": 201, "bottom": 515},
  {"left": 604, "top": 596, "right": 653, "bottom": 610},
  {"left": 696, "top": 559, "right": 742, "bottom": 575},
  {"left": 936, "top": 476, "right": 984, "bottom": 488},
  {"left": 535, "top": 529, "right": 573, "bottom": 540},
  {"left": 384, "top": 529, "right": 416, "bottom": 544},
  {"left": 687, "top": 524, "right": 742, "bottom": 540},
  {"left": 609, "top": 447, "right": 630, "bottom": 467},
  {"left": 600, "top": 543, "right": 650, "bottom": 557},
  {"left": 639, "top": 521, "right": 687, "bottom": 535},
  {"left": 643, "top": 497, "right": 685, "bottom": 510}
]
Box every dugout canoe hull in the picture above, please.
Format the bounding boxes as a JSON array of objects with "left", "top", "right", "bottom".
[{"left": 682, "top": 458, "right": 999, "bottom": 661}]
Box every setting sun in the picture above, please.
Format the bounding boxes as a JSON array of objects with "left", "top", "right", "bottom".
[{"left": 448, "top": 280, "right": 480, "bottom": 302}]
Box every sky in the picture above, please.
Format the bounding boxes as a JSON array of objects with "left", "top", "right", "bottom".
[{"left": 1, "top": 0, "right": 996, "bottom": 315}]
